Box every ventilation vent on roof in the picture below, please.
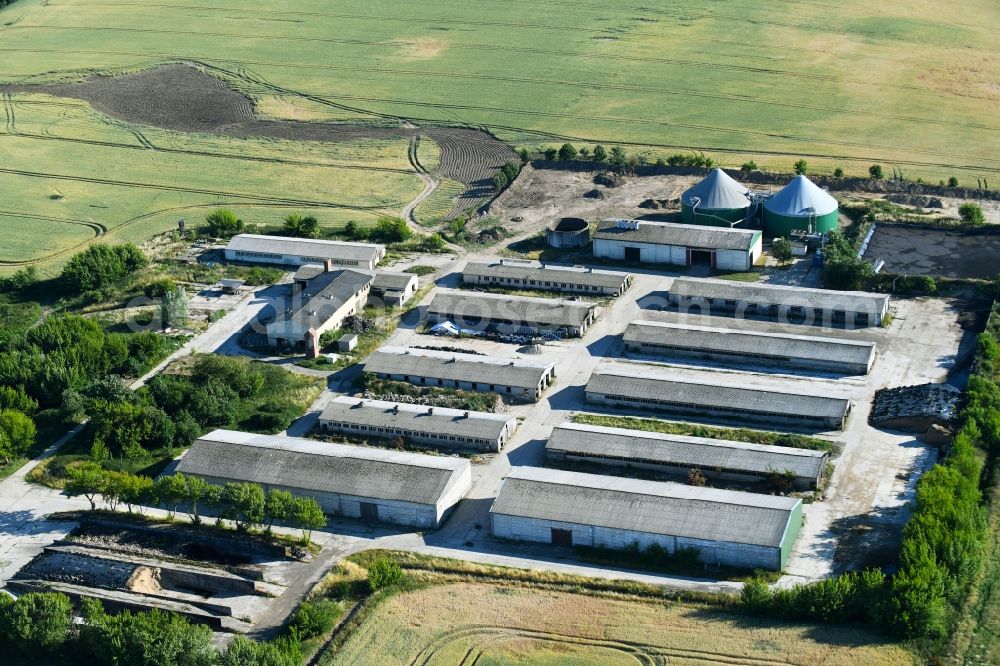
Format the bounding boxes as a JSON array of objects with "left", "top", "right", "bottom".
[
  {"left": 615, "top": 219, "right": 640, "bottom": 230},
  {"left": 393, "top": 404, "right": 399, "bottom": 414},
  {"left": 463, "top": 411, "right": 469, "bottom": 419},
  {"left": 427, "top": 407, "right": 434, "bottom": 415}
]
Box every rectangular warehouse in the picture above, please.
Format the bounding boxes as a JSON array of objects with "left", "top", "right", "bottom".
[
  {"left": 364, "top": 346, "right": 557, "bottom": 403},
  {"left": 318, "top": 396, "right": 518, "bottom": 453},
  {"left": 462, "top": 260, "right": 632, "bottom": 297},
  {"left": 224, "top": 234, "right": 385, "bottom": 270},
  {"left": 623, "top": 320, "right": 876, "bottom": 375},
  {"left": 585, "top": 370, "right": 851, "bottom": 430},
  {"left": 426, "top": 290, "right": 597, "bottom": 338},
  {"left": 546, "top": 422, "right": 829, "bottom": 490},
  {"left": 593, "top": 219, "right": 762, "bottom": 271},
  {"left": 667, "top": 277, "right": 890, "bottom": 327},
  {"left": 490, "top": 467, "right": 803, "bottom": 571},
  {"left": 175, "top": 430, "right": 471, "bottom": 529}
]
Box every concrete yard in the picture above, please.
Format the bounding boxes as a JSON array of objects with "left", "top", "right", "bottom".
[{"left": 863, "top": 224, "right": 1000, "bottom": 279}]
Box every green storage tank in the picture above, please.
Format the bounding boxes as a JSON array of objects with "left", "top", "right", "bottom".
[
  {"left": 763, "top": 175, "right": 838, "bottom": 237},
  {"left": 680, "top": 169, "right": 751, "bottom": 227}
]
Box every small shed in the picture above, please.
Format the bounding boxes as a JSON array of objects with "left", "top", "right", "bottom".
[
  {"left": 219, "top": 279, "right": 244, "bottom": 295},
  {"left": 338, "top": 334, "right": 359, "bottom": 352}
]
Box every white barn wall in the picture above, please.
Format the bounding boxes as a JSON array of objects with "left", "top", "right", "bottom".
[{"left": 492, "top": 514, "right": 781, "bottom": 570}]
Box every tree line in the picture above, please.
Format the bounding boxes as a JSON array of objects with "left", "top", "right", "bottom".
[
  {"left": 0, "top": 591, "right": 302, "bottom": 666},
  {"left": 65, "top": 466, "right": 327, "bottom": 544},
  {"left": 740, "top": 307, "right": 1000, "bottom": 650}
]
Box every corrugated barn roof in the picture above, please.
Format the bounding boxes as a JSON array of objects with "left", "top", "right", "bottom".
[
  {"left": 595, "top": 220, "right": 760, "bottom": 251},
  {"left": 365, "top": 346, "right": 554, "bottom": 390},
  {"left": 176, "top": 429, "right": 470, "bottom": 506},
  {"left": 547, "top": 422, "right": 828, "bottom": 479},
  {"left": 585, "top": 370, "right": 850, "bottom": 420},
  {"left": 463, "top": 260, "right": 629, "bottom": 290},
  {"left": 491, "top": 466, "right": 801, "bottom": 548},
  {"left": 320, "top": 396, "right": 516, "bottom": 440},
  {"left": 226, "top": 234, "right": 384, "bottom": 262},
  {"left": 427, "top": 290, "right": 596, "bottom": 328},
  {"left": 668, "top": 276, "right": 889, "bottom": 312},
  {"left": 623, "top": 320, "right": 875, "bottom": 366}
]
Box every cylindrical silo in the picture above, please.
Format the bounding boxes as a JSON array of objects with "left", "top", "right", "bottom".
[
  {"left": 680, "top": 168, "right": 751, "bottom": 226},
  {"left": 763, "top": 175, "right": 839, "bottom": 236}
]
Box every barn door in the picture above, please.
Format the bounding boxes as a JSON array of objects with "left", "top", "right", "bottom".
[
  {"left": 551, "top": 528, "right": 573, "bottom": 547},
  {"left": 360, "top": 502, "right": 379, "bottom": 522}
]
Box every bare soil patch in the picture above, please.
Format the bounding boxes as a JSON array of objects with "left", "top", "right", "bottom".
[
  {"left": 2, "top": 64, "right": 515, "bottom": 216},
  {"left": 863, "top": 225, "right": 1000, "bottom": 279}
]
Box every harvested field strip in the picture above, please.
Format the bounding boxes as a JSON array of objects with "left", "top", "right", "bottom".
[{"left": 324, "top": 582, "right": 917, "bottom": 666}]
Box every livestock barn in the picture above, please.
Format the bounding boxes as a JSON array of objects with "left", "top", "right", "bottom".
[
  {"left": 462, "top": 260, "right": 632, "bottom": 297},
  {"left": 364, "top": 346, "right": 556, "bottom": 402},
  {"left": 667, "top": 276, "right": 890, "bottom": 327},
  {"left": 224, "top": 234, "right": 385, "bottom": 270},
  {"left": 593, "top": 219, "right": 762, "bottom": 270},
  {"left": 425, "top": 290, "right": 597, "bottom": 338},
  {"left": 175, "top": 430, "right": 472, "bottom": 529},
  {"left": 318, "top": 396, "right": 518, "bottom": 453},
  {"left": 585, "top": 370, "right": 851, "bottom": 430},
  {"left": 546, "top": 422, "right": 829, "bottom": 490},
  {"left": 490, "top": 467, "right": 803, "bottom": 571},
  {"left": 623, "top": 320, "right": 876, "bottom": 375},
  {"left": 680, "top": 168, "right": 752, "bottom": 226}
]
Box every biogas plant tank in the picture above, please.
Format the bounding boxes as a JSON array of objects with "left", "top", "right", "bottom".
[
  {"left": 546, "top": 217, "right": 590, "bottom": 248},
  {"left": 763, "top": 175, "right": 839, "bottom": 236}
]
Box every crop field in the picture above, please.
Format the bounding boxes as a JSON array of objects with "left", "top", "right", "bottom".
[
  {"left": 326, "top": 582, "right": 917, "bottom": 666},
  {"left": 1, "top": 0, "right": 998, "bottom": 271},
  {"left": 0, "top": 87, "right": 424, "bottom": 272},
  {"left": 1, "top": 0, "right": 998, "bottom": 179}
]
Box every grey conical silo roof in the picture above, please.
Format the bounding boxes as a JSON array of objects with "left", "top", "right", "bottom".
[
  {"left": 764, "top": 175, "right": 838, "bottom": 217},
  {"left": 681, "top": 169, "right": 751, "bottom": 210}
]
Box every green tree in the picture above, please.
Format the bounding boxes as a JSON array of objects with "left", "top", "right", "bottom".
[
  {"left": 868, "top": 164, "right": 884, "bottom": 179},
  {"left": 371, "top": 217, "right": 412, "bottom": 243},
  {"left": 155, "top": 473, "right": 189, "bottom": 519},
  {"left": 185, "top": 475, "right": 212, "bottom": 525},
  {"left": 592, "top": 144, "right": 607, "bottom": 163},
  {"left": 203, "top": 209, "right": 245, "bottom": 238},
  {"left": 366, "top": 557, "right": 404, "bottom": 591},
  {"left": 558, "top": 143, "right": 577, "bottom": 161},
  {"left": 161, "top": 287, "right": 190, "bottom": 329},
  {"left": 500, "top": 162, "right": 520, "bottom": 183},
  {"left": 113, "top": 472, "right": 154, "bottom": 514},
  {"left": 80, "top": 602, "right": 217, "bottom": 666},
  {"left": 740, "top": 160, "right": 759, "bottom": 172},
  {"left": 290, "top": 496, "right": 326, "bottom": 544},
  {"left": 263, "top": 488, "right": 293, "bottom": 534},
  {"left": 793, "top": 159, "right": 808, "bottom": 175},
  {"left": 221, "top": 635, "right": 300, "bottom": 666},
  {"left": 947, "top": 176, "right": 959, "bottom": 187},
  {"left": 0, "top": 591, "right": 74, "bottom": 656},
  {"left": 517, "top": 147, "right": 530, "bottom": 163},
  {"left": 959, "top": 202, "right": 985, "bottom": 225},
  {"left": 608, "top": 146, "right": 628, "bottom": 167},
  {"left": 225, "top": 481, "right": 266, "bottom": 532},
  {"left": 0, "top": 408, "right": 36, "bottom": 460},
  {"left": 833, "top": 167, "right": 845, "bottom": 177},
  {"left": 543, "top": 147, "right": 558, "bottom": 160},
  {"left": 0, "top": 386, "right": 37, "bottom": 414},
  {"left": 771, "top": 237, "right": 793, "bottom": 263},
  {"left": 65, "top": 461, "right": 108, "bottom": 510},
  {"left": 61, "top": 243, "right": 148, "bottom": 295},
  {"left": 343, "top": 220, "right": 365, "bottom": 240},
  {"left": 289, "top": 599, "right": 342, "bottom": 639},
  {"left": 190, "top": 355, "right": 264, "bottom": 398},
  {"left": 491, "top": 171, "right": 509, "bottom": 192},
  {"left": 299, "top": 215, "right": 320, "bottom": 238}
]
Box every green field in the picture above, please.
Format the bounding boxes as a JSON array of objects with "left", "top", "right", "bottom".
[{"left": 1, "top": 0, "right": 999, "bottom": 272}]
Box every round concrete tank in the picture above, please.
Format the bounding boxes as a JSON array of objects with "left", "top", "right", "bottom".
[{"left": 546, "top": 217, "right": 590, "bottom": 248}]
